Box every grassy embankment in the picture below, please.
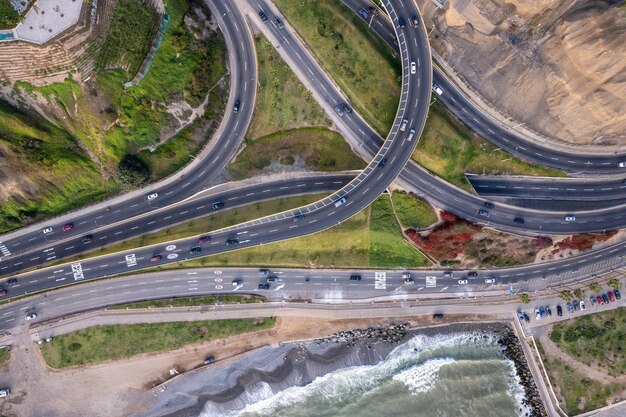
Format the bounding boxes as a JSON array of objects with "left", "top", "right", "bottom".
[
  {"left": 40, "top": 317, "right": 275, "bottom": 368},
  {"left": 112, "top": 295, "right": 264, "bottom": 309},
  {"left": 5, "top": 0, "right": 226, "bottom": 231},
  {"left": 273, "top": 0, "right": 565, "bottom": 190},
  {"left": 390, "top": 191, "right": 438, "bottom": 229},
  {"left": 0, "top": 347, "right": 9, "bottom": 367},
  {"left": 540, "top": 308, "right": 626, "bottom": 414}
]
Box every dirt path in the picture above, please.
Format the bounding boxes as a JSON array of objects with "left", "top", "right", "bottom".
[{"left": 0, "top": 316, "right": 413, "bottom": 417}]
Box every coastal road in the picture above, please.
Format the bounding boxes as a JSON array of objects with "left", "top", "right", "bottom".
[{"left": 341, "top": 0, "right": 626, "bottom": 174}]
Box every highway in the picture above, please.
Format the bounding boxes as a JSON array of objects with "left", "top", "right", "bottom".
[
  {"left": 341, "top": 0, "right": 626, "bottom": 174},
  {"left": 0, "top": 237, "right": 623, "bottom": 332}
]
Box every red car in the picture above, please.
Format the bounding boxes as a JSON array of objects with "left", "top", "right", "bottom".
[
  {"left": 197, "top": 236, "right": 210, "bottom": 245},
  {"left": 597, "top": 295, "right": 605, "bottom": 306},
  {"left": 608, "top": 291, "right": 616, "bottom": 303},
  {"left": 62, "top": 223, "right": 74, "bottom": 232},
  {"left": 150, "top": 254, "right": 162, "bottom": 262},
  {"left": 0, "top": 287, "right": 6, "bottom": 296}
]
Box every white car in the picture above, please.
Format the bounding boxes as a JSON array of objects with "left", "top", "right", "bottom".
[
  {"left": 564, "top": 215, "right": 576, "bottom": 222},
  {"left": 618, "top": 161, "right": 626, "bottom": 168},
  {"left": 580, "top": 300, "right": 586, "bottom": 311},
  {"left": 42, "top": 227, "right": 53, "bottom": 235},
  {"left": 432, "top": 83, "right": 443, "bottom": 95},
  {"left": 484, "top": 278, "right": 496, "bottom": 284},
  {"left": 410, "top": 62, "right": 416, "bottom": 74},
  {"left": 535, "top": 308, "right": 541, "bottom": 320},
  {"left": 147, "top": 193, "right": 158, "bottom": 201},
  {"left": 407, "top": 128, "right": 416, "bottom": 141},
  {"left": 458, "top": 279, "right": 468, "bottom": 285},
  {"left": 25, "top": 313, "right": 37, "bottom": 321},
  {"left": 0, "top": 389, "right": 9, "bottom": 398}
]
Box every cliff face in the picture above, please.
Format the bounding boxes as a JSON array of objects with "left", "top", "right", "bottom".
[{"left": 422, "top": 0, "right": 626, "bottom": 146}]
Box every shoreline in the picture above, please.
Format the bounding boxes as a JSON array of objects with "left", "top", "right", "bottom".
[{"left": 132, "top": 321, "right": 547, "bottom": 417}]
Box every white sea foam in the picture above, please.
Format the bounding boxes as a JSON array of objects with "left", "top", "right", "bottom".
[
  {"left": 392, "top": 357, "right": 456, "bottom": 393},
  {"left": 503, "top": 358, "right": 533, "bottom": 417}
]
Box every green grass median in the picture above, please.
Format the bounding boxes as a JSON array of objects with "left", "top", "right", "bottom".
[{"left": 40, "top": 317, "right": 275, "bottom": 368}]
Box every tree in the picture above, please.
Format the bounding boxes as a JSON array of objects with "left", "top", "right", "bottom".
[
  {"left": 559, "top": 290, "right": 573, "bottom": 302},
  {"left": 518, "top": 293, "right": 530, "bottom": 304},
  {"left": 573, "top": 288, "right": 585, "bottom": 300},
  {"left": 588, "top": 282, "right": 601, "bottom": 293},
  {"left": 608, "top": 278, "right": 622, "bottom": 290},
  {"left": 117, "top": 154, "right": 151, "bottom": 190}
]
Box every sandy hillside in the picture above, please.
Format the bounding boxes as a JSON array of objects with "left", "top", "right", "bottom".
[{"left": 419, "top": 0, "right": 626, "bottom": 146}]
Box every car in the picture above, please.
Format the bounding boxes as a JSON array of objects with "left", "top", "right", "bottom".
[
  {"left": 258, "top": 283, "right": 270, "bottom": 290},
  {"left": 433, "top": 313, "right": 444, "bottom": 320},
  {"left": 432, "top": 83, "right": 443, "bottom": 95},
  {"left": 212, "top": 201, "right": 224, "bottom": 210},
  {"left": 514, "top": 217, "right": 525, "bottom": 225},
  {"left": 274, "top": 18, "right": 284, "bottom": 29},
  {"left": 484, "top": 278, "right": 496, "bottom": 284},
  {"left": 349, "top": 275, "right": 362, "bottom": 281},
  {"left": 534, "top": 308, "right": 541, "bottom": 320},
  {"left": 233, "top": 100, "right": 240, "bottom": 113},
  {"left": 468, "top": 271, "right": 478, "bottom": 277},
  {"left": 523, "top": 313, "right": 530, "bottom": 323},
  {"left": 411, "top": 16, "right": 419, "bottom": 27},
  {"left": 225, "top": 238, "right": 239, "bottom": 246},
  {"left": 619, "top": 161, "right": 626, "bottom": 168},
  {"left": 81, "top": 235, "right": 93, "bottom": 244},
  {"left": 400, "top": 118, "right": 408, "bottom": 132},
  {"left": 407, "top": 128, "right": 416, "bottom": 141},
  {"left": 597, "top": 295, "right": 605, "bottom": 305},
  {"left": 458, "top": 279, "right": 468, "bottom": 285},
  {"left": 402, "top": 272, "right": 412, "bottom": 279},
  {"left": 334, "top": 105, "right": 344, "bottom": 116},
  {"left": 443, "top": 271, "right": 453, "bottom": 278},
  {"left": 566, "top": 303, "right": 574, "bottom": 314},
  {"left": 259, "top": 269, "right": 271, "bottom": 276},
  {"left": 7, "top": 278, "right": 17, "bottom": 285},
  {"left": 25, "top": 313, "right": 37, "bottom": 321},
  {"left": 62, "top": 223, "right": 74, "bottom": 232},
  {"left": 564, "top": 215, "right": 576, "bottom": 222},
  {"left": 590, "top": 296, "right": 597, "bottom": 307},
  {"left": 266, "top": 276, "right": 278, "bottom": 283},
  {"left": 150, "top": 254, "right": 162, "bottom": 262},
  {"left": 546, "top": 306, "right": 552, "bottom": 316},
  {"left": 378, "top": 158, "right": 387, "bottom": 168},
  {"left": 189, "top": 246, "right": 202, "bottom": 255},
  {"left": 478, "top": 210, "right": 490, "bottom": 218},
  {"left": 556, "top": 305, "right": 563, "bottom": 316},
  {"left": 342, "top": 104, "right": 352, "bottom": 114},
  {"left": 410, "top": 61, "right": 416, "bottom": 74},
  {"left": 0, "top": 389, "right": 9, "bottom": 398},
  {"left": 293, "top": 213, "right": 305, "bottom": 222},
  {"left": 614, "top": 289, "right": 621, "bottom": 300},
  {"left": 358, "top": 7, "right": 369, "bottom": 19},
  {"left": 203, "top": 356, "right": 216, "bottom": 365},
  {"left": 368, "top": 6, "right": 377, "bottom": 16},
  {"left": 147, "top": 193, "right": 158, "bottom": 201},
  {"left": 45, "top": 337, "right": 53, "bottom": 342},
  {"left": 334, "top": 197, "right": 347, "bottom": 207},
  {"left": 580, "top": 300, "right": 586, "bottom": 311},
  {"left": 517, "top": 309, "right": 525, "bottom": 322},
  {"left": 232, "top": 279, "right": 243, "bottom": 286},
  {"left": 197, "top": 236, "right": 210, "bottom": 245},
  {"left": 573, "top": 300, "right": 580, "bottom": 311},
  {"left": 539, "top": 306, "right": 546, "bottom": 317},
  {"left": 608, "top": 291, "right": 616, "bottom": 303},
  {"left": 259, "top": 11, "right": 268, "bottom": 21},
  {"left": 602, "top": 294, "right": 609, "bottom": 304},
  {"left": 404, "top": 277, "right": 415, "bottom": 284},
  {"left": 398, "top": 17, "right": 406, "bottom": 28},
  {"left": 42, "top": 226, "right": 53, "bottom": 234},
  {"left": 0, "top": 287, "right": 6, "bottom": 296},
  {"left": 484, "top": 202, "right": 495, "bottom": 209}
]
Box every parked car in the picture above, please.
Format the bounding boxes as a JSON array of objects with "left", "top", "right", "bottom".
[
  {"left": 433, "top": 313, "right": 444, "bottom": 320},
  {"left": 539, "top": 306, "right": 546, "bottom": 317},
  {"left": 580, "top": 300, "right": 586, "bottom": 311},
  {"left": 556, "top": 305, "right": 563, "bottom": 316},
  {"left": 534, "top": 308, "right": 541, "bottom": 320},
  {"left": 545, "top": 306, "right": 552, "bottom": 317},
  {"left": 614, "top": 289, "right": 621, "bottom": 300},
  {"left": 590, "top": 296, "right": 597, "bottom": 307},
  {"left": 608, "top": 291, "right": 616, "bottom": 303},
  {"left": 573, "top": 300, "right": 580, "bottom": 311},
  {"left": 523, "top": 313, "right": 530, "bottom": 323},
  {"left": 597, "top": 295, "right": 604, "bottom": 305},
  {"left": 0, "top": 389, "right": 9, "bottom": 398},
  {"left": 517, "top": 310, "right": 525, "bottom": 322},
  {"left": 602, "top": 294, "right": 610, "bottom": 304},
  {"left": 566, "top": 303, "right": 574, "bottom": 314},
  {"left": 203, "top": 356, "right": 216, "bottom": 365}
]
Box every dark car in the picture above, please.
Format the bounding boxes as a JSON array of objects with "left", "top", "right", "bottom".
[
  {"left": 484, "top": 202, "right": 495, "bottom": 209},
  {"left": 293, "top": 213, "right": 305, "bottom": 222},
  {"left": 410, "top": 16, "right": 419, "bottom": 27},
  {"left": 523, "top": 313, "right": 530, "bottom": 323},
  {"left": 274, "top": 18, "right": 284, "bottom": 29},
  {"left": 517, "top": 310, "right": 524, "bottom": 322},
  {"left": 546, "top": 306, "right": 552, "bottom": 316},
  {"left": 614, "top": 289, "right": 621, "bottom": 300},
  {"left": 225, "top": 238, "right": 239, "bottom": 246},
  {"left": 378, "top": 158, "right": 387, "bottom": 168},
  {"left": 433, "top": 313, "right": 444, "bottom": 320},
  {"left": 468, "top": 271, "right": 478, "bottom": 277},
  {"left": 398, "top": 17, "right": 406, "bottom": 28},
  {"left": 602, "top": 294, "right": 609, "bottom": 304},
  {"left": 259, "top": 269, "right": 271, "bottom": 276},
  {"left": 259, "top": 11, "right": 268, "bottom": 21},
  {"left": 7, "top": 278, "right": 17, "bottom": 285},
  {"left": 556, "top": 305, "right": 563, "bottom": 316},
  {"left": 572, "top": 300, "right": 580, "bottom": 311},
  {"left": 478, "top": 210, "right": 490, "bottom": 218},
  {"left": 608, "top": 291, "right": 616, "bottom": 303},
  {"left": 150, "top": 254, "right": 162, "bottom": 262},
  {"left": 233, "top": 100, "right": 240, "bottom": 113},
  {"left": 197, "top": 236, "right": 210, "bottom": 245},
  {"left": 203, "top": 356, "right": 215, "bottom": 365},
  {"left": 514, "top": 217, "right": 525, "bottom": 224},
  {"left": 334, "top": 105, "right": 344, "bottom": 116},
  {"left": 212, "top": 201, "right": 224, "bottom": 210},
  {"left": 266, "top": 276, "right": 278, "bottom": 283},
  {"left": 258, "top": 283, "right": 270, "bottom": 290},
  {"left": 358, "top": 7, "right": 369, "bottom": 19},
  {"left": 342, "top": 104, "right": 352, "bottom": 114},
  {"left": 81, "top": 235, "right": 93, "bottom": 244},
  {"left": 539, "top": 306, "right": 546, "bottom": 317},
  {"left": 349, "top": 275, "right": 362, "bottom": 281},
  {"left": 62, "top": 223, "right": 74, "bottom": 232},
  {"left": 190, "top": 246, "right": 202, "bottom": 255}
]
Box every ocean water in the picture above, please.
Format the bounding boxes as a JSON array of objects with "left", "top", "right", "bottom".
[{"left": 200, "top": 333, "right": 529, "bottom": 417}]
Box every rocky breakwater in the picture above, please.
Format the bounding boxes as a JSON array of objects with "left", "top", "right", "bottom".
[{"left": 314, "top": 324, "right": 409, "bottom": 348}]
